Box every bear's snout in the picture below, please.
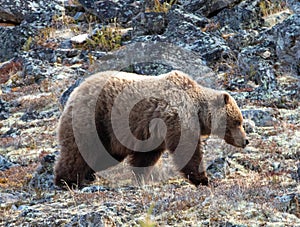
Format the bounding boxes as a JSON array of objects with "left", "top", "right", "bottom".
[
  {"left": 233, "top": 138, "right": 249, "bottom": 148},
  {"left": 235, "top": 138, "right": 249, "bottom": 148},
  {"left": 223, "top": 126, "right": 249, "bottom": 148}
]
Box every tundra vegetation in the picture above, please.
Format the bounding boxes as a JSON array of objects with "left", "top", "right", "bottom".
[{"left": 0, "top": 0, "right": 299, "bottom": 226}]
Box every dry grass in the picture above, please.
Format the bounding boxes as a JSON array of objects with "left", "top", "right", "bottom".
[
  {"left": 0, "top": 164, "right": 37, "bottom": 189},
  {"left": 259, "top": 0, "right": 288, "bottom": 17}
]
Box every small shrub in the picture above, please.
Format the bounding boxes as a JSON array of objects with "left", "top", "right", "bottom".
[
  {"left": 148, "top": 0, "right": 177, "bottom": 13},
  {"left": 76, "top": 26, "right": 122, "bottom": 51},
  {"left": 22, "top": 36, "right": 33, "bottom": 51},
  {"left": 139, "top": 203, "right": 156, "bottom": 227},
  {"left": 259, "top": 0, "right": 287, "bottom": 17},
  {"left": 34, "top": 27, "right": 57, "bottom": 49}
]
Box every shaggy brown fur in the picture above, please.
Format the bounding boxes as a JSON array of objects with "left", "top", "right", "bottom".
[{"left": 54, "top": 71, "right": 248, "bottom": 187}]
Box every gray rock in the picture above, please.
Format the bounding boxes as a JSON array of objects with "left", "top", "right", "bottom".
[
  {"left": 66, "top": 212, "right": 104, "bottom": 226},
  {"left": 92, "top": 41, "right": 216, "bottom": 87},
  {"left": 275, "top": 193, "right": 300, "bottom": 217},
  {"left": 132, "top": 12, "right": 167, "bottom": 36},
  {"left": 0, "top": 155, "right": 17, "bottom": 171},
  {"left": 0, "top": 0, "right": 61, "bottom": 61},
  {"left": 59, "top": 78, "right": 84, "bottom": 108},
  {"left": 78, "top": 0, "right": 142, "bottom": 27},
  {"left": 242, "top": 108, "right": 277, "bottom": 127},
  {"left": 29, "top": 153, "right": 57, "bottom": 189},
  {"left": 20, "top": 109, "right": 56, "bottom": 122},
  {"left": 81, "top": 185, "right": 111, "bottom": 193},
  {"left": 163, "top": 19, "right": 230, "bottom": 64},
  {"left": 226, "top": 30, "right": 264, "bottom": 53},
  {"left": 235, "top": 14, "right": 300, "bottom": 107},
  {"left": 0, "top": 25, "right": 34, "bottom": 62},
  {"left": 264, "top": 14, "right": 300, "bottom": 75},
  {"left": 213, "top": 0, "right": 264, "bottom": 32},
  {"left": 243, "top": 118, "right": 256, "bottom": 133},
  {"left": 206, "top": 157, "right": 230, "bottom": 179},
  {"left": 25, "top": 48, "right": 57, "bottom": 64},
  {"left": 272, "top": 161, "right": 282, "bottom": 171},
  {"left": 1, "top": 127, "right": 21, "bottom": 138},
  {"left": 21, "top": 54, "right": 78, "bottom": 84},
  {"left": 125, "top": 4, "right": 229, "bottom": 65},
  {"left": 20, "top": 206, "right": 41, "bottom": 218},
  {"left": 0, "top": 193, "right": 20, "bottom": 207},
  {"left": 122, "top": 62, "right": 174, "bottom": 76},
  {"left": 22, "top": 58, "right": 46, "bottom": 84},
  {"left": 0, "top": 0, "right": 62, "bottom": 24},
  {"left": 167, "top": 5, "right": 209, "bottom": 28},
  {"left": 287, "top": 0, "right": 300, "bottom": 14},
  {"left": 237, "top": 41, "right": 277, "bottom": 89},
  {"left": 0, "top": 99, "right": 10, "bottom": 120},
  {"left": 182, "top": 0, "right": 242, "bottom": 17}
]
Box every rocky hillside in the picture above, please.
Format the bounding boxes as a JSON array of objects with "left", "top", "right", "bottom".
[{"left": 0, "top": 0, "right": 300, "bottom": 226}]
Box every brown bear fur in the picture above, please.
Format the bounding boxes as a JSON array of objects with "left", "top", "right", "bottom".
[{"left": 54, "top": 70, "right": 248, "bottom": 187}]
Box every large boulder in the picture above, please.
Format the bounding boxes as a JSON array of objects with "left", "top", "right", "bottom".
[
  {"left": 0, "top": 25, "right": 34, "bottom": 62},
  {"left": 264, "top": 14, "right": 300, "bottom": 75},
  {"left": 182, "top": 0, "right": 242, "bottom": 17},
  {"left": 132, "top": 12, "right": 167, "bottom": 36},
  {"left": 287, "top": 0, "right": 300, "bottom": 13},
  {"left": 236, "top": 13, "right": 300, "bottom": 106},
  {"left": 127, "top": 5, "right": 229, "bottom": 65},
  {"left": 77, "top": 0, "right": 142, "bottom": 27},
  {"left": 0, "top": 0, "right": 61, "bottom": 24},
  {"left": 0, "top": 0, "right": 62, "bottom": 62},
  {"left": 163, "top": 18, "right": 230, "bottom": 63},
  {"left": 212, "top": 0, "right": 264, "bottom": 32}
]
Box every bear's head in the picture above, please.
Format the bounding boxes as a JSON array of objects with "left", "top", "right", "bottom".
[
  {"left": 207, "top": 92, "right": 249, "bottom": 148},
  {"left": 223, "top": 93, "right": 249, "bottom": 148}
]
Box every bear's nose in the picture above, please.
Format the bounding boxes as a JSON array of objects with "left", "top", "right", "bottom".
[{"left": 245, "top": 139, "right": 249, "bottom": 146}]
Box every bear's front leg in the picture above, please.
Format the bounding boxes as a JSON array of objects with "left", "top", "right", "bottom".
[
  {"left": 180, "top": 150, "right": 209, "bottom": 186},
  {"left": 171, "top": 139, "right": 208, "bottom": 186}
]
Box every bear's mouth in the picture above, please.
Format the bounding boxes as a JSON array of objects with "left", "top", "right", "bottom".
[
  {"left": 234, "top": 139, "right": 249, "bottom": 148},
  {"left": 224, "top": 135, "right": 249, "bottom": 148}
]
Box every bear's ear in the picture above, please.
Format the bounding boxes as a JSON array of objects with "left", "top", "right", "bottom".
[{"left": 223, "top": 93, "right": 230, "bottom": 105}]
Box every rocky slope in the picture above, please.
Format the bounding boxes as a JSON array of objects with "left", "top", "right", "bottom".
[{"left": 0, "top": 0, "right": 299, "bottom": 226}]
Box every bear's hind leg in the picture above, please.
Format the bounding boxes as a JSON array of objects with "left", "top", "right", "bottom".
[
  {"left": 128, "top": 149, "right": 164, "bottom": 184},
  {"left": 54, "top": 102, "right": 98, "bottom": 188}
]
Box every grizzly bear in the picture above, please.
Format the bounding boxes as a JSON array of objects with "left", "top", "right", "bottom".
[{"left": 54, "top": 70, "right": 248, "bottom": 187}]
